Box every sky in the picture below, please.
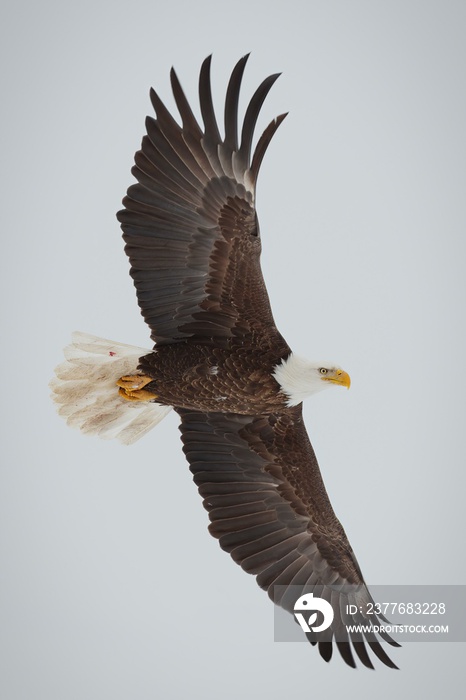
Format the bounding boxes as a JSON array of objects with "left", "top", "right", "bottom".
[{"left": 1, "top": 0, "right": 466, "bottom": 697}]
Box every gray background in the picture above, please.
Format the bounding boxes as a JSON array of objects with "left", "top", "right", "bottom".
[{"left": 2, "top": 0, "right": 465, "bottom": 697}]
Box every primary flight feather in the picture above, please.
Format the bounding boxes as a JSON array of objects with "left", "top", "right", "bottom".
[{"left": 51, "top": 55, "right": 399, "bottom": 669}]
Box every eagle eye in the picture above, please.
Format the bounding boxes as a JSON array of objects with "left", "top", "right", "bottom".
[{"left": 319, "top": 368, "right": 328, "bottom": 375}]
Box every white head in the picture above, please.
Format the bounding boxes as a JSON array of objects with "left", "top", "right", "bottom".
[{"left": 272, "top": 353, "right": 351, "bottom": 407}]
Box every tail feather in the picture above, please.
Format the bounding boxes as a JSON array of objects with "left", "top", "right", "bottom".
[{"left": 50, "top": 332, "right": 172, "bottom": 445}]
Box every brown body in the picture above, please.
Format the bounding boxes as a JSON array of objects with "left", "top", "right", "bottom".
[{"left": 138, "top": 340, "right": 289, "bottom": 414}]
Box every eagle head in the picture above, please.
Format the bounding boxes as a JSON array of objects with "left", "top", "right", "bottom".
[{"left": 273, "top": 353, "right": 351, "bottom": 407}]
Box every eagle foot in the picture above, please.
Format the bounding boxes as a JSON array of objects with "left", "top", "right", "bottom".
[{"left": 116, "top": 375, "right": 157, "bottom": 402}]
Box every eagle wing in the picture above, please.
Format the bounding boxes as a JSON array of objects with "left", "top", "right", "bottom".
[
  {"left": 177, "top": 406, "right": 400, "bottom": 669},
  {"left": 117, "top": 55, "right": 288, "bottom": 348}
]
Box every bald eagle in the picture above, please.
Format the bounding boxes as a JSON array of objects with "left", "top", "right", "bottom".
[{"left": 51, "top": 56, "right": 399, "bottom": 669}]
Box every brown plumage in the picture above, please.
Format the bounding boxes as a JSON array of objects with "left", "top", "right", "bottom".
[{"left": 51, "top": 55, "right": 400, "bottom": 669}]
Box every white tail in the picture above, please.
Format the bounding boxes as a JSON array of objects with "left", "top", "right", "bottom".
[{"left": 50, "top": 332, "right": 172, "bottom": 445}]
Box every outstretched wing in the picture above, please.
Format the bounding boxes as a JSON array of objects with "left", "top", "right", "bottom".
[
  {"left": 177, "top": 407, "right": 400, "bottom": 669},
  {"left": 117, "top": 55, "right": 288, "bottom": 346}
]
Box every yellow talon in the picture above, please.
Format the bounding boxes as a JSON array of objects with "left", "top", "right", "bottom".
[
  {"left": 118, "top": 387, "right": 157, "bottom": 402},
  {"left": 116, "top": 374, "right": 153, "bottom": 390},
  {"left": 116, "top": 375, "right": 157, "bottom": 401}
]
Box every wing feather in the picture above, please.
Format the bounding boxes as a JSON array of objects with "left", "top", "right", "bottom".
[
  {"left": 223, "top": 54, "right": 249, "bottom": 154},
  {"left": 177, "top": 407, "right": 400, "bottom": 669},
  {"left": 118, "top": 56, "right": 287, "bottom": 346},
  {"left": 236, "top": 72, "right": 282, "bottom": 175},
  {"left": 169, "top": 68, "right": 203, "bottom": 140}
]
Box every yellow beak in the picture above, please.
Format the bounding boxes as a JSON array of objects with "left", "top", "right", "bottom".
[{"left": 322, "top": 369, "right": 351, "bottom": 389}]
